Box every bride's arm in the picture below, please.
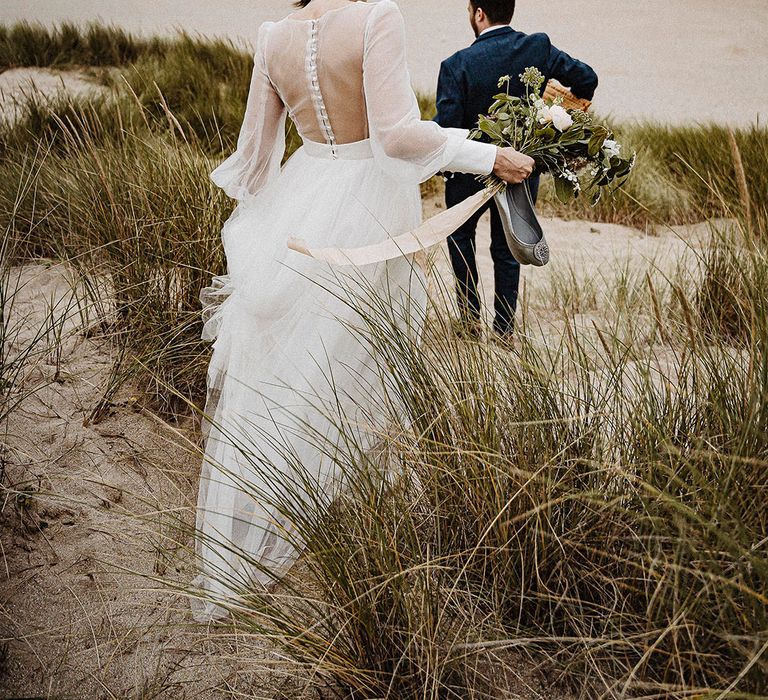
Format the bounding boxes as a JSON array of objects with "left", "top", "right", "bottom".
[
  {"left": 210, "top": 23, "right": 287, "bottom": 201},
  {"left": 362, "top": 1, "right": 532, "bottom": 185},
  {"left": 362, "top": 1, "right": 497, "bottom": 181}
]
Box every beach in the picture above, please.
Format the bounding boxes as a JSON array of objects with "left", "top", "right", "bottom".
[
  {"left": 3, "top": 0, "right": 768, "bottom": 124},
  {"left": 2, "top": 2, "right": 767, "bottom": 697}
]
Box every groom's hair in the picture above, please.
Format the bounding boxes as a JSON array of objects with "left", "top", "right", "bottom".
[{"left": 470, "top": 0, "right": 516, "bottom": 24}]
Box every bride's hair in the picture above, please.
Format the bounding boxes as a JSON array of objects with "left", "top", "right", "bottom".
[{"left": 294, "top": 0, "right": 367, "bottom": 6}]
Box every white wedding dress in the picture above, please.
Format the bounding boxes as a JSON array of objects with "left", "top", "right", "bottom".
[{"left": 192, "top": 0, "right": 497, "bottom": 622}]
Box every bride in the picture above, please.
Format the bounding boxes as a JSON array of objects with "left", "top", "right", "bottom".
[{"left": 192, "top": 0, "right": 534, "bottom": 622}]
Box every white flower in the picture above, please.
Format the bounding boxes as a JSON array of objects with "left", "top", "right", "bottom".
[
  {"left": 563, "top": 169, "right": 579, "bottom": 183},
  {"left": 535, "top": 101, "right": 552, "bottom": 124},
  {"left": 603, "top": 139, "right": 621, "bottom": 157},
  {"left": 562, "top": 169, "right": 581, "bottom": 193},
  {"left": 549, "top": 105, "right": 573, "bottom": 131}
]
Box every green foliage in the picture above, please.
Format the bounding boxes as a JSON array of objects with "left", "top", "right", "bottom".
[
  {"left": 0, "top": 21, "right": 168, "bottom": 69},
  {"left": 532, "top": 120, "right": 768, "bottom": 226},
  {"left": 469, "top": 70, "right": 635, "bottom": 203}
]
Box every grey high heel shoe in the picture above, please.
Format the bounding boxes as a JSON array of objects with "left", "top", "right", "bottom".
[{"left": 493, "top": 180, "right": 549, "bottom": 266}]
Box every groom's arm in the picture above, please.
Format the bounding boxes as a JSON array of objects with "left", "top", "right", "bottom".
[
  {"left": 434, "top": 60, "right": 465, "bottom": 128},
  {"left": 543, "top": 37, "right": 599, "bottom": 100}
]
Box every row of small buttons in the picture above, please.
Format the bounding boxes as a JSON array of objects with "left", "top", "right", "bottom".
[{"left": 307, "top": 19, "right": 338, "bottom": 158}]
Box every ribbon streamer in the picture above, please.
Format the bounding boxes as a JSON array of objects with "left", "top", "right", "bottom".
[{"left": 287, "top": 187, "right": 496, "bottom": 267}]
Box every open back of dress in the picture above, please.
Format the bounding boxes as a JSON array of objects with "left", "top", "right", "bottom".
[
  {"left": 208, "top": 0, "right": 481, "bottom": 201},
  {"left": 265, "top": 4, "right": 371, "bottom": 147}
]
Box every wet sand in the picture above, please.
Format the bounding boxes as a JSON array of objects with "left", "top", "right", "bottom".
[{"left": 3, "top": 0, "right": 768, "bottom": 125}]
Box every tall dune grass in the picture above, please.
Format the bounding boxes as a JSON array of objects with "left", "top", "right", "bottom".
[
  {"left": 174, "top": 212, "right": 767, "bottom": 698},
  {"left": 1, "top": 97, "right": 229, "bottom": 414},
  {"left": 0, "top": 21, "right": 167, "bottom": 69},
  {"left": 115, "top": 34, "right": 261, "bottom": 152},
  {"left": 3, "top": 21, "right": 766, "bottom": 224},
  {"left": 1, "top": 21, "right": 767, "bottom": 700},
  {"left": 536, "top": 121, "right": 768, "bottom": 226}
]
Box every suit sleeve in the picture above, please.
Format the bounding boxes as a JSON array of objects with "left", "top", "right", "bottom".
[
  {"left": 434, "top": 60, "right": 464, "bottom": 128},
  {"left": 544, "top": 36, "right": 598, "bottom": 100}
]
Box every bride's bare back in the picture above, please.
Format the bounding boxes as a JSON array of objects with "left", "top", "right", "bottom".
[
  {"left": 210, "top": 0, "right": 498, "bottom": 201},
  {"left": 267, "top": 2, "right": 372, "bottom": 145}
]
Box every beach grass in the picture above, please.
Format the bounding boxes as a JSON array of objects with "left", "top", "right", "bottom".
[
  {"left": 2, "top": 79, "right": 765, "bottom": 411},
  {"left": 171, "top": 210, "right": 767, "bottom": 698},
  {"left": 2, "top": 20, "right": 767, "bottom": 225},
  {"left": 0, "top": 21, "right": 167, "bottom": 69},
  {"left": 1, "top": 105, "right": 230, "bottom": 414},
  {"left": 2, "top": 20, "right": 767, "bottom": 699}
]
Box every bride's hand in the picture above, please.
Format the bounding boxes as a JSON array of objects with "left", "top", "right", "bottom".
[{"left": 493, "top": 147, "right": 535, "bottom": 184}]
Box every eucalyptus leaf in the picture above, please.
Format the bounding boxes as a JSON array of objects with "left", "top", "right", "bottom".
[
  {"left": 588, "top": 132, "right": 607, "bottom": 157},
  {"left": 554, "top": 175, "right": 574, "bottom": 204}
]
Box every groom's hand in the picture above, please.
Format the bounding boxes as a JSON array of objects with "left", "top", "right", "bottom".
[{"left": 493, "top": 148, "right": 535, "bottom": 184}]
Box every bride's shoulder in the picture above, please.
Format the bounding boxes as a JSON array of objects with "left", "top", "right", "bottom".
[
  {"left": 258, "top": 18, "right": 280, "bottom": 33},
  {"left": 360, "top": 0, "right": 407, "bottom": 47},
  {"left": 369, "top": 0, "right": 400, "bottom": 13},
  {"left": 365, "top": 0, "right": 404, "bottom": 25},
  {"left": 254, "top": 20, "right": 278, "bottom": 48}
]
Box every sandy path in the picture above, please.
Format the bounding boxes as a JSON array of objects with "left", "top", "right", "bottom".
[
  {"left": 3, "top": 0, "right": 767, "bottom": 125},
  {"left": 0, "top": 67, "right": 104, "bottom": 121},
  {"left": 0, "top": 264, "right": 266, "bottom": 698}
]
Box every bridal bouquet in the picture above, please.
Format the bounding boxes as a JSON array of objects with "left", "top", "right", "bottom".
[
  {"left": 464, "top": 66, "right": 635, "bottom": 267},
  {"left": 471, "top": 67, "right": 635, "bottom": 205}
]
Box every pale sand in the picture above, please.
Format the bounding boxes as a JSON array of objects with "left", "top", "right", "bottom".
[
  {"left": 0, "top": 263, "right": 273, "bottom": 698},
  {"left": 0, "top": 66, "right": 104, "bottom": 121},
  {"left": 4, "top": 0, "right": 768, "bottom": 124}
]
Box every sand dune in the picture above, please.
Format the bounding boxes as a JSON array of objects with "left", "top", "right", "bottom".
[
  {"left": 0, "top": 66, "right": 103, "bottom": 121},
  {"left": 0, "top": 28, "right": 732, "bottom": 695}
]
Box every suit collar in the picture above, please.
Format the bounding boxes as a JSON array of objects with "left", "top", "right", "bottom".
[{"left": 473, "top": 25, "right": 514, "bottom": 44}]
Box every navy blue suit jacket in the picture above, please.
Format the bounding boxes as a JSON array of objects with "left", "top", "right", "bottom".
[{"left": 434, "top": 26, "right": 598, "bottom": 200}]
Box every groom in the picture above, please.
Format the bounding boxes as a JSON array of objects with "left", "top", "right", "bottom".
[{"left": 435, "top": 0, "right": 598, "bottom": 340}]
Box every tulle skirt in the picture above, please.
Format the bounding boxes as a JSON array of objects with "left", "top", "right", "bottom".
[{"left": 191, "top": 138, "right": 428, "bottom": 621}]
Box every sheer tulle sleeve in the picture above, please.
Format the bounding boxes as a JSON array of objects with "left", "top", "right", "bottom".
[
  {"left": 210, "top": 22, "right": 287, "bottom": 201},
  {"left": 363, "top": 0, "right": 496, "bottom": 184}
]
